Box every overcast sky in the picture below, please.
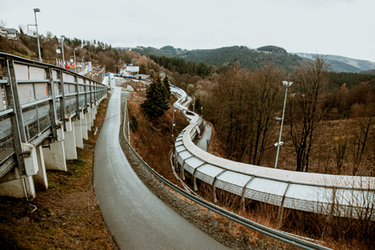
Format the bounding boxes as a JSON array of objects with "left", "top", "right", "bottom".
[{"left": 1, "top": 0, "right": 374, "bottom": 62}]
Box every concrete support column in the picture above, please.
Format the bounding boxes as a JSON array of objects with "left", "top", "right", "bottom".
[
  {"left": 86, "top": 107, "right": 92, "bottom": 131},
  {"left": 33, "top": 146, "right": 48, "bottom": 190},
  {"left": 81, "top": 111, "right": 88, "bottom": 140},
  {"left": 91, "top": 104, "right": 96, "bottom": 123},
  {"left": 64, "top": 126, "right": 77, "bottom": 160},
  {"left": 180, "top": 163, "right": 185, "bottom": 181},
  {"left": 64, "top": 116, "right": 77, "bottom": 159},
  {"left": 0, "top": 167, "right": 36, "bottom": 199},
  {"left": 43, "top": 140, "right": 67, "bottom": 172},
  {"left": 93, "top": 102, "right": 98, "bottom": 120},
  {"left": 74, "top": 118, "right": 84, "bottom": 149},
  {"left": 89, "top": 106, "right": 94, "bottom": 128},
  {"left": 193, "top": 176, "right": 198, "bottom": 191}
]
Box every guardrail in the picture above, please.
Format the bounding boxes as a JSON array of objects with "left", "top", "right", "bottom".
[
  {"left": 0, "top": 52, "right": 107, "bottom": 179},
  {"left": 122, "top": 93, "right": 330, "bottom": 249},
  {"left": 171, "top": 86, "right": 375, "bottom": 222}
]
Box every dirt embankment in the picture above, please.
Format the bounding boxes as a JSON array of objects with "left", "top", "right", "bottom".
[{"left": 0, "top": 94, "right": 118, "bottom": 250}]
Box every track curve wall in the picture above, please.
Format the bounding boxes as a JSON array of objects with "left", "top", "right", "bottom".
[{"left": 171, "top": 86, "right": 375, "bottom": 220}]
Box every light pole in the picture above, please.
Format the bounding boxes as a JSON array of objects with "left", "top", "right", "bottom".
[
  {"left": 73, "top": 48, "right": 77, "bottom": 73},
  {"left": 33, "top": 8, "right": 42, "bottom": 62},
  {"left": 274, "top": 81, "right": 293, "bottom": 169},
  {"left": 61, "top": 35, "right": 65, "bottom": 66},
  {"left": 172, "top": 109, "right": 176, "bottom": 137}
]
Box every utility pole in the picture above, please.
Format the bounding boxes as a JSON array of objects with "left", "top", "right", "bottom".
[
  {"left": 274, "top": 81, "right": 293, "bottom": 169},
  {"left": 33, "top": 8, "right": 42, "bottom": 62},
  {"left": 61, "top": 35, "right": 65, "bottom": 66}
]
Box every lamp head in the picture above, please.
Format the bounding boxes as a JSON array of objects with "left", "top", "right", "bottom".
[
  {"left": 282, "top": 81, "right": 293, "bottom": 87},
  {"left": 34, "top": 8, "right": 41, "bottom": 13}
]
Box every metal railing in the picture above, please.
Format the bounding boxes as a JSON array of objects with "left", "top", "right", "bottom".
[
  {"left": 122, "top": 96, "right": 330, "bottom": 250},
  {"left": 0, "top": 52, "right": 107, "bottom": 178}
]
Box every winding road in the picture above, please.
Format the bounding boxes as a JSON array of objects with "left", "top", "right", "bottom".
[{"left": 93, "top": 86, "right": 228, "bottom": 249}]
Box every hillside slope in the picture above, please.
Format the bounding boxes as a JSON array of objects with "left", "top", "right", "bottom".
[
  {"left": 133, "top": 45, "right": 303, "bottom": 73},
  {"left": 294, "top": 52, "right": 375, "bottom": 73}
]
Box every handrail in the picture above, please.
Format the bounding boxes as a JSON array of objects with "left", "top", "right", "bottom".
[{"left": 0, "top": 52, "right": 107, "bottom": 178}]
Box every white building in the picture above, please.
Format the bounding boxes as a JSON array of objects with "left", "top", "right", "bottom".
[{"left": 1, "top": 28, "right": 18, "bottom": 40}]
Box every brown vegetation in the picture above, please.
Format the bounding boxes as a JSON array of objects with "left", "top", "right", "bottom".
[{"left": 124, "top": 91, "right": 188, "bottom": 182}]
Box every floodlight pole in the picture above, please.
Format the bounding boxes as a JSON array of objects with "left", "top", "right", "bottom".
[
  {"left": 73, "top": 48, "right": 77, "bottom": 73},
  {"left": 33, "top": 8, "right": 42, "bottom": 62},
  {"left": 275, "top": 81, "right": 293, "bottom": 169},
  {"left": 61, "top": 35, "right": 65, "bottom": 65}
]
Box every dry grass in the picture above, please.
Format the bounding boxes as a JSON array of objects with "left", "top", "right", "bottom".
[{"left": 124, "top": 92, "right": 188, "bottom": 183}]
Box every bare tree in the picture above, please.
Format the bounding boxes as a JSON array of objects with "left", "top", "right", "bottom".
[
  {"left": 206, "top": 63, "right": 284, "bottom": 165},
  {"left": 245, "top": 65, "right": 284, "bottom": 165},
  {"left": 332, "top": 121, "right": 348, "bottom": 175},
  {"left": 286, "top": 56, "right": 329, "bottom": 172},
  {"left": 349, "top": 112, "right": 374, "bottom": 175}
]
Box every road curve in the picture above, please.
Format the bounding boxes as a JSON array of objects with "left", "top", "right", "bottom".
[{"left": 93, "top": 87, "right": 228, "bottom": 250}]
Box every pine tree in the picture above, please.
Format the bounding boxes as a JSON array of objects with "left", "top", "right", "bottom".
[
  {"left": 162, "top": 75, "right": 171, "bottom": 99},
  {"left": 141, "top": 74, "right": 169, "bottom": 121}
]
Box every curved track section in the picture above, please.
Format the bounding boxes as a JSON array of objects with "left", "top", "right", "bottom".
[
  {"left": 171, "top": 86, "right": 375, "bottom": 220},
  {"left": 94, "top": 86, "right": 228, "bottom": 250}
]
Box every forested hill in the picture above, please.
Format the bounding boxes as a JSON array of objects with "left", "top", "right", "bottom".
[
  {"left": 133, "top": 45, "right": 303, "bottom": 73},
  {"left": 294, "top": 53, "right": 375, "bottom": 73}
]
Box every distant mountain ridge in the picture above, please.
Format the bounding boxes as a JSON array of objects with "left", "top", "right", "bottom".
[
  {"left": 131, "top": 45, "right": 375, "bottom": 74},
  {"left": 293, "top": 53, "right": 375, "bottom": 73},
  {"left": 133, "top": 45, "right": 302, "bottom": 73}
]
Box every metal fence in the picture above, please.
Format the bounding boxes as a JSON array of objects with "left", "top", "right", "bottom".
[{"left": 0, "top": 52, "right": 107, "bottom": 178}]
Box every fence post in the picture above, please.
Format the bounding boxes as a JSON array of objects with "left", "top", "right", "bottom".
[
  {"left": 46, "top": 67, "right": 58, "bottom": 138},
  {"left": 58, "top": 69, "right": 66, "bottom": 122},
  {"left": 2, "top": 58, "right": 26, "bottom": 175}
]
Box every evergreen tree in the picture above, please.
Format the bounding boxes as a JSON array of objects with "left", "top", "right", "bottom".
[
  {"left": 141, "top": 74, "right": 169, "bottom": 121},
  {"left": 162, "top": 75, "right": 171, "bottom": 99}
]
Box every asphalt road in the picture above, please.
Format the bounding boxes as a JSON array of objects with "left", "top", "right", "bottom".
[{"left": 93, "top": 87, "right": 228, "bottom": 250}]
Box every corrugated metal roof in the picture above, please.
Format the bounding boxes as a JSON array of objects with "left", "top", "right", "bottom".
[
  {"left": 195, "top": 164, "right": 223, "bottom": 185},
  {"left": 214, "top": 171, "right": 252, "bottom": 196},
  {"left": 217, "top": 171, "right": 252, "bottom": 187},
  {"left": 246, "top": 177, "right": 288, "bottom": 197},
  {"left": 179, "top": 151, "right": 192, "bottom": 161},
  {"left": 185, "top": 157, "right": 205, "bottom": 169},
  {"left": 285, "top": 184, "right": 331, "bottom": 203}
]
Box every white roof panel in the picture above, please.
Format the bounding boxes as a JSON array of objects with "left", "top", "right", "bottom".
[
  {"left": 179, "top": 151, "right": 192, "bottom": 161},
  {"left": 176, "top": 145, "right": 186, "bottom": 153},
  {"left": 185, "top": 157, "right": 205, "bottom": 169},
  {"left": 217, "top": 171, "right": 252, "bottom": 187},
  {"left": 247, "top": 177, "right": 288, "bottom": 197},
  {"left": 285, "top": 184, "right": 331, "bottom": 203}
]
